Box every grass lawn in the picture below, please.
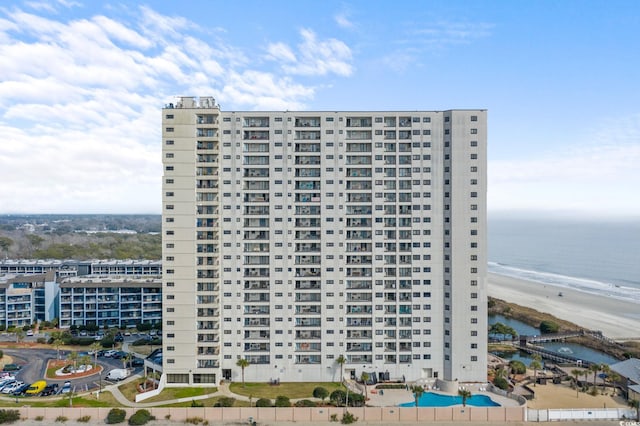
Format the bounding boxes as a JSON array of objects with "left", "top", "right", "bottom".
[
  {"left": 141, "top": 386, "right": 217, "bottom": 404},
  {"left": 229, "top": 382, "right": 345, "bottom": 399},
  {"left": 0, "top": 392, "right": 119, "bottom": 408}
]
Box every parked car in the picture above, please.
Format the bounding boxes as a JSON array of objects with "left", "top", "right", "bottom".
[
  {"left": 111, "top": 350, "right": 128, "bottom": 359},
  {"left": 25, "top": 380, "right": 47, "bottom": 396},
  {"left": 2, "top": 364, "right": 21, "bottom": 372},
  {"left": 103, "top": 350, "right": 117, "bottom": 358},
  {"left": 26, "top": 330, "right": 34, "bottom": 336},
  {"left": 0, "top": 380, "right": 16, "bottom": 392},
  {"left": 2, "top": 381, "right": 24, "bottom": 394},
  {"left": 12, "top": 383, "right": 30, "bottom": 396},
  {"left": 60, "top": 381, "right": 72, "bottom": 394},
  {"left": 129, "top": 357, "right": 144, "bottom": 367},
  {"left": 40, "top": 383, "right": 59, "bottom": 396}
]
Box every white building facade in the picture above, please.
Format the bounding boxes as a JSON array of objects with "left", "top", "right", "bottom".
[{"left": 162, "top": 96, "right": 487, "bottom": 386}]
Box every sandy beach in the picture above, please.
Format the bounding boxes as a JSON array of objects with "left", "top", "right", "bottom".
[{"left": 487, "top": 273, "right": 640, "bottom": 339}]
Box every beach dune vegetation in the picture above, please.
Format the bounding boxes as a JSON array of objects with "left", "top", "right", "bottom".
[{"left": 539, "top": 320, "right": 559, "bottom": 334}]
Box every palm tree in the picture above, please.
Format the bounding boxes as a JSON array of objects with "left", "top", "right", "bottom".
[
  {"left": 122, "top": 353, "right": 132, "bottom": 369},
  {"left": 589, "top": 363, "right": 601, "bottom": 392},
  {"left": 629, "top": 399, "right": 639, "bottom": 422},
  {"left": 458, "top": 389, "right": 472, "bottom": 407},
  {"left": 410, "top": 385, "right": 424, "bottom": 408},
  {"left": 608, "top": 372, "right": 621, "bottom": 397},
  {"left": 15, "top": 329, "right": 25, "bottom": 345},
  {"left": 360, "top": 372, "right": 369, "bottom": 400},
  {"left": 51, "top": 331, "right": 65, "bottom": 360},
  {"left": 67, "top": 351, "right": 79, "bottom": 372},
  {"left": 570, "top": 369, "right": 582, "bottom": 397},
  {"left": 236, "top": 358, "right": 250, "bottom": 388},
  {"left": 80, "top": 354, "right": 91, "bottom": 372},
  {"left": 336, "top": 355, "right": 346, "bottom": 382},
  {"left": 529, "top": 355, "right": 542, "bottom": 387},
  {"left": 90, "top": 342, "right": 101, "bottom": 368},
  {"left": 599, "top": 364, "right": 611, "bottom": 394}
]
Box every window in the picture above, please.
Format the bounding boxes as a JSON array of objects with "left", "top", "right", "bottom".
[
  {"left": 471, "top": 115, "right": 478, "bottom": 121},
  {"left": 165, "top": 140, "right": 174, "bottom": 145},
  {"left": 165, "top": 127, "right": 174, "bottom": 132},
  {"left": 470, "top": 128, "right": 478, "bottom": 134}
]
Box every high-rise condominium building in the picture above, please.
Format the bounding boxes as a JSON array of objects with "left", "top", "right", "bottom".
[{"left": 161, "top": 96, "right": 487, "bottom": 387}]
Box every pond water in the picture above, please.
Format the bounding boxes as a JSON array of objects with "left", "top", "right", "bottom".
[{"left": 489, "top": 315, "right": 619, "bottom": 365}]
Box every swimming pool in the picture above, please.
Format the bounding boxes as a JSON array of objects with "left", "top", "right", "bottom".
[{"left": 399, "top": 392, "right": 500, "bottom": 407}]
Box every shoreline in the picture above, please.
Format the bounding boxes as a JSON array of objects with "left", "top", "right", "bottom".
[{"left": 487, "top": 272, "right": 640, "bottom": 339}]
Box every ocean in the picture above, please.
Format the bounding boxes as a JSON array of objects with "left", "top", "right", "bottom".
[{"left": 488, "top": 217, "right": 640, "bottom": 303}]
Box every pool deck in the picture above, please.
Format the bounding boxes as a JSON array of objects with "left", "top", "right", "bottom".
[{"left": 365, "top": 384, "right": 520, "bottom": 408}]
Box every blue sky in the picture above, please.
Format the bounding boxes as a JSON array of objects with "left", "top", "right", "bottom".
[{"left": 1, "top": 0, "right": 639, "bottom": 217}]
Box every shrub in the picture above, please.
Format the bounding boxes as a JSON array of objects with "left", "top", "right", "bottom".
[
  {"left": 0, "top": 350, "right": 3, "bottom": 360},
  {"left": 493, "top": 376, "right": 509, "bottom": 390},
  {"left": 214, "top": 397, "right": 235, "bottom": 407},
  {"left": 313, "top": 386, "right": 329, "bottom": 401},
  {"left": 330, "top": 414, "right": 338, "bottom": 422},
  {"left": 106, "top": 408, "right": 126, "bottom": 424},
  {"left": 330, "top": 389, "right": 346, "bottom": 406},
  {"left": 190, "top": 400, "right": 203, "bottom": 407},
  {"left": 341, "top": 411, "right": 358, "bottom": 424},
  {"left": 101, "top": 337, "right": 115, "bottom": 348},
  {"left": 349, "top": 393, "right": 365, "bottom": 407},
  {"left": 37, "top": 337, "right": 46, "bottom": 344},
  {"left": 55, "top": 416, "right": 68, "bottom": 422},
  {"left": 295, "top": 399, "right": 316, "bottom": 407},
  {"left": 128, "top": 409, "right": 155, "bottom": 426},
  {"left": 509, "top": 360, "right": 527, "bottom": 375},
  {"left": 376, "top": 384, "right": 405, "bottom": 389},
  {"left": 255, "top": 398, "right": 272, "bottom": 407},
  {"left": 275, "top": 395, "right": 291, "bottom": 407},
  {"left": 539, "top": 320, "right": 559, "bottom": 334},
  {"left": 35, "top": 416, "right": 44, "bottom": 421},
  {"left": 185, "top": 417, "right": 205, "bottom": 425},
  {"left": 0, "top": 410, "right": 20, "bottom": 424},
  {"left": 77, "top": 416, "right": 91, "bottom": 423}
]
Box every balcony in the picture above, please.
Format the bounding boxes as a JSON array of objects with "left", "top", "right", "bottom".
[
  {"left": 295, "top": 156, "right": 321, "bottom": 165},
  {"left": 295, "top": 131, "right": 321, "bottom": 140},
  {"left": 243, "top": 117, "right": 269, "bottom": 127},
  {"left": 295, "top": 117, "right": 320, "bottom": 127},
  {"left": 243, "top": 131, "right": 269, "bottom": 140},
  {"left": 346, "top": 168, "right": 372, "bottom": 178}
]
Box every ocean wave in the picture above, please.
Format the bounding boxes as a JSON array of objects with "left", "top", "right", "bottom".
[{"left": 488, "top": 262, "right": 640, "bottom": 303}]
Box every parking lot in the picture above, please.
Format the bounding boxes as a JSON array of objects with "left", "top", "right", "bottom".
[{"left": 0, "top": 333, "right": 147, "bottom": 397}]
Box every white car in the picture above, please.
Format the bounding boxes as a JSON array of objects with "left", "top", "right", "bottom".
[
  {"left": 60, "top": 381, "right": 72, "bottom": 394},
  {"left": 2, "top": 381, "right": 24, "bottom": 394},
  {"left": 0, "top": 379, "right": 15, "bottom": 391},
  {"left": 103, "top": 350, "right": 117, "bottom": 358}
]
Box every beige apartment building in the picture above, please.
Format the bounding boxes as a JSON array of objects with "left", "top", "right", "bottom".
[{"left": 161, "top": 96, "right": 487, "bottom": 387}]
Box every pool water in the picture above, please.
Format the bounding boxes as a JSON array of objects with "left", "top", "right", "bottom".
[{"left": 399, "top": 392, "right": 500, "bottom": 407}]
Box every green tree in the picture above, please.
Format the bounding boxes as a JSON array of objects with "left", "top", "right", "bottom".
[
  {"left": 15, "top": 329, "right": 25, "bottom": 344},
  {"left": 26, "top": 234, "right": 45, "bottom": 256},
  {"left": 313, "top": 386, "right": 329, "bottom": 402},
  {"left": 589, "top": 363, "right": 601, "bottom": 392},
  {"left": 80, "top": 354, "right": 91, "bottom": 371},
  {"left": 90, "top": 342, "right": 102, "bottom": 368},
  {"left": 52, "top": 331, "right": 65, "bottom": 360},
  {"left": 0, "top": 236, "right": 13, "bottom": 259},
  {"left": 629, "top": 399, "right": 639, "bottom": 422},
  {"left": 236, "top": 358, "right": 250, "bottom": 388},
  {"left": 275, "top": 395, "right": 291, "bottom": 407},
  {"left": 529, "top": 355, "right": 542, "bottom": 387},
  {"left": 122, "top": 353, "right": 133, "bottom": 369},
  {"left": 570, "top": 369, "right": 583, "bottom": 397},
  {"left": 539, "top": 320, "right": 559, "bottom": 334},
  {"left": 509, "top": 360, "right": 526, "bottom": 375},
  {"left": 336, "top": 355, "right": 346, "bottom": 382},
  {"left": 458, "top": 389, "right": 472, "bottom": 407},
  {"left": 360, "top": 372, "right": 369, "bottom": 400},
  {"left": 410, "top": 385, "right": 424, "bottom": 408},
  {"left": 67, "top": 351, "right": 79, "bottom": 371}
]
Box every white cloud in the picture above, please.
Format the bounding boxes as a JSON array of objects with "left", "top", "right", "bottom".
[
  {"left": 267, "top": 28, "right": 353, "bottom": 77},
  {"left": 334, "top": 11, "right": 354, "bottom": 29},
  {"left": 0, "top": 5, "right": 353, "bottom": 213},
  {"left": 411, "top": 21, "right": 493, "bottom": 47}
]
